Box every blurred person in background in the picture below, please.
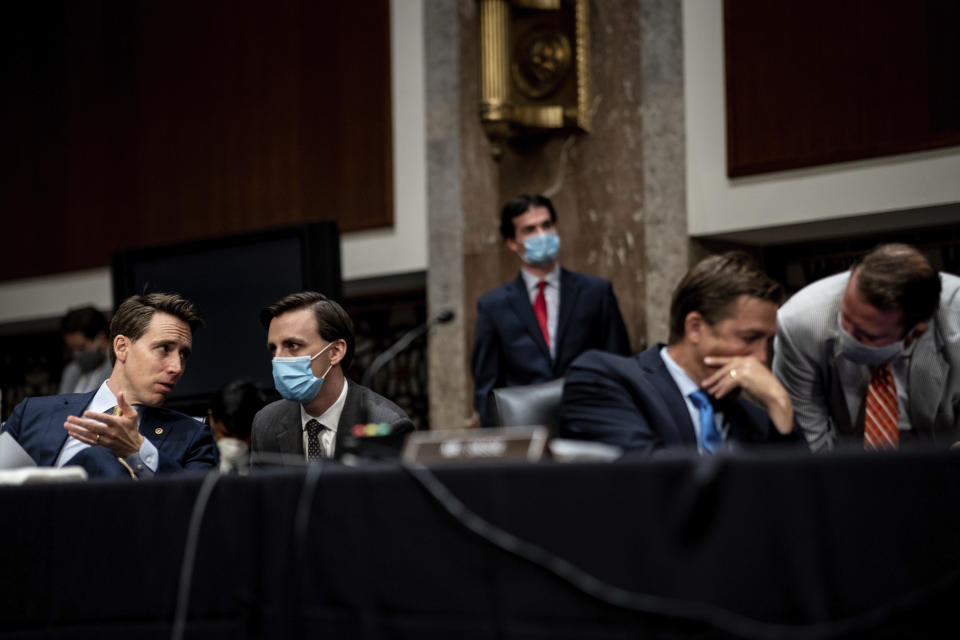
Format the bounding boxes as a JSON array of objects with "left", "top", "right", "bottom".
[
  {"left": 208, "top": 379, "right": 269, "bottom": 473},
  {"left": 59, "top": 306, "right": 112, "bottom": 394}
]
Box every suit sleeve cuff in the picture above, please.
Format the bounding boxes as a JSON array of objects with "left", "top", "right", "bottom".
[{"left": 124, "top": 438, "right": 159, "bottom": 478}]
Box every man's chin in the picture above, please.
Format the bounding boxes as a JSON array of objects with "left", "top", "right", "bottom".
[{"left": 149, "top": 389, "right": 173, "bottom": 406}]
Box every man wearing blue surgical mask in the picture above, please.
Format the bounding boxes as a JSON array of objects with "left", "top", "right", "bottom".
[
  {"left": 250, "top": 292, "right": 413, "bottom": 464},
  {"left": 471, "top": 194, "right": 631, "bottom": 426},
  {"left": 773, "top": 244, "right": 960, "bottom": 452}
]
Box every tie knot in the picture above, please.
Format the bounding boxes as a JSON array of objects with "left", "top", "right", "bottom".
[
  {"left": 306, "top": 419, "right": 324, "bottom": 437},
  {"left": 872, "top": 363, "right": 892, "bottom": 379},
  {"left": 537, "top": 280, "right": 547, "bottom": 293},
  {"left": 688, "top": 390, "right": 711, "bottom": 410}
]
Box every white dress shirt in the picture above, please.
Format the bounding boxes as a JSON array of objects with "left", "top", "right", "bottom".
[{"left": 300, "top": 379, "right": 349, "bottom": 458}]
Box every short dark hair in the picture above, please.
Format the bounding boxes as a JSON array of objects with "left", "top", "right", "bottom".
[
  {"left": 209, "top": 379, "right": 268, "bottom": 440},
  {"left": 851, "top": 243, "right": 941, "bottom": 333},
  {"left": 499, "top": 194, "right": 558, "bottom": 240},
  {"left": 109, "top": 293, "right": 204, "bottom": 364},
  {"left": 61, "top": 306, "right": 109, "bottom": 340},
  {"left": 260, "top": 291, "right": 356, "bottom": 370},
  {"left": 668, "top": 252, "right": 784, "bottom": 344}
]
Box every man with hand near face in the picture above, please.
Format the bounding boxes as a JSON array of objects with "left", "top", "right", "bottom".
[
  {"left": 3, "top": 293, "right": 216, "bottom": 478},
  {"left": 773, "top": 243, "right": 960, "bottom": 451},
  {"left": 471, "top": 194, "right": 631, "bottom": 426},
  {"left": 560, "top": 252, "right": 804, "bottom": 455},
  {"left": 250, "top": 291, "right": 413, "bottom": 465}
]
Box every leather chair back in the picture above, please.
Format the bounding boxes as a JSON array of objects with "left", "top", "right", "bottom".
[{"left": 489, "top": 378, "right": 564, "bottom": 433}]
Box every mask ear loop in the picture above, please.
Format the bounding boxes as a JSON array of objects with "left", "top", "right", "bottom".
[
  {"left": 309, "top": 341, "right": 336, "bottom": 361},
  {"left": 310, "top": 341, "right": 337, "bottom": 379}
]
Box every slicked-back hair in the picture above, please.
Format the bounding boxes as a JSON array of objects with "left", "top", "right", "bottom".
[
  {"left": 109, "top": 293, "right": 204, "bottom": 364},
  {"left": 61, "top": 305, "right": 109, "bottom": 340},
  {"left": 260, "top": 291, "right": 356, "bottom": 370},
  {"left": 668, "top": 252, "right": 784, "bottom": 345},
  {"left": 851, "top": 243, "right": 941, "bottom": 333},
  {"left": 499, "top": 194, "right": 558, "bottom": 240},
  {"left": 209, "top": 379, "right": 268, "bottom": 440}
]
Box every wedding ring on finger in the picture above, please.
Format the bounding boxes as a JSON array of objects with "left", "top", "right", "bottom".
[
  {"left": 729, "top": 369, "right": 737, "bottom": 379},
  {"left": 95, "top": 433, "right": 101, "bottom": 444}
]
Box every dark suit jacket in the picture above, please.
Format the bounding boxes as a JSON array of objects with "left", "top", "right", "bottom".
[
  {"left": 250, "top": 381, "right": 414, "bottom": 465},
  {"left": 559, "top": 346, "right": 805, "bottom": 456},
  {"left": 2, "top": 391, "right": 217, "bottom": 477},
  {"left": 472, "top": 268, "right": 631, "bottom": 426}
]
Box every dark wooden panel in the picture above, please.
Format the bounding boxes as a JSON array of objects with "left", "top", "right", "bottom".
[
  {"left": 0, "top": 0, "right": 392, "bottom": 282},
  {"left": 724, "top": 0, "right": 960, "bottom": 177}
]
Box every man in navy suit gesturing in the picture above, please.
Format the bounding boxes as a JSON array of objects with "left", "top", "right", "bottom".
[
  {"left": 560, "top": 252, "right": 805, "bottom": 455},
  {"left": 471, "top": 194, "right": 631, "bottom": 426},
  {"left": 3, "top": 293, "right": 216, "bottom": 478}
]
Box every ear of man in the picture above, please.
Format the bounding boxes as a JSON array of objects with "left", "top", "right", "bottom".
[
  {"left": 113, "top": 335, "right": 129, "bottom": 363},
  {"left": 684, "top": 311, "right": 706, "bottom": 344}
]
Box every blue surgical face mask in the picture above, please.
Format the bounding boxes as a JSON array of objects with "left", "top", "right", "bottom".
[
  {"left": 837, "top": 314, "right": 905, "bottom": 366},
  {"left": 272, "top": 342, "right": 335, "bottom": 403},
  {"left": 521, "top": 232, "right": 560, "bottom": 266}
]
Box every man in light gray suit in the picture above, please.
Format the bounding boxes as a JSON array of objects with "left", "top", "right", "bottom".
[
  {"left": 251, "top": 292, "right": 413, "bottom": 465},
  {"left": 773, "top": 244, "right": 960, "bottom": 452}
]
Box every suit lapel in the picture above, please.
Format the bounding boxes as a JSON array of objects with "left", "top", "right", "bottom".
[
  {"left": 828, "top": 337, "right": 862, "bottom": 436},
  {"left": 275, "top": 402, "right": 305, "bottom": 465},
  {"left": 638, "top": 349, "right": 698, "bottom": 445},
  {"left": 907, "top": 330, "right": 948, "bottom": 436},
  {"left": 139, "top": 407, "right": 170, "bottom": 448},
  {"left": 47, "top": 393, "right": 96, "bottom": 464},
  {"left": 505, "top": 275, "right": 551, "bottom": 362},
  {"left": 336, "top": 383, "right": 364, "bottom": 456},
  {"left": 553, "top": 269, "right": 579, "bottom": 372}
]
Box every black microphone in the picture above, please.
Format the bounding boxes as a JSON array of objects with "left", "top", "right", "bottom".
[{"left": 360, "top": 310, "right": 455, "bottom": 389}]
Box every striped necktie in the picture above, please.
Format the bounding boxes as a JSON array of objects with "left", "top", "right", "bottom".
[{"left": 864, "top": 364, "right": 898, "bottom": 450}]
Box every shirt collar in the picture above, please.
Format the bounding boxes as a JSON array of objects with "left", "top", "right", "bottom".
[
  {"left": 520, "top": 262, "right": 561, "bottom": 293},
  {"left": 659, "top": 347, "right": 701, "bottom": 398},
  {"left": 300, "top": 379, "right": 349, "bottom": 434},
  {"left": 87, "top": 380, "right": 144, "bottom": 426},
  {"left": 88, "top": 380, "right": 118, "bottom": 414}
]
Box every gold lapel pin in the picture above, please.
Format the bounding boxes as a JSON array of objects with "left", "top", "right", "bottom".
[{"left": 155, "top": 427, "right": 164, "bottom": 435}]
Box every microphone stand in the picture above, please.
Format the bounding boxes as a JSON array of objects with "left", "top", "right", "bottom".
[{"left": 361, "top": 310, "right": 454, "bottom": 390}]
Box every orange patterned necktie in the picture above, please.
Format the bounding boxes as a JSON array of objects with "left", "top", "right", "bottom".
[{"left": 864, "top": 364, "right": 898, "bottom": 450}]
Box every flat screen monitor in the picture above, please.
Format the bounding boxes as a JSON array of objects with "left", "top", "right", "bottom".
[{"left": 111, "top": 222, "right": 341, "bottom": 415}]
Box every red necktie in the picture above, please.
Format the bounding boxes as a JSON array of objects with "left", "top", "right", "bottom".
[
  {"left": 534, "top": 280, "right": 550, "bottom": 348},
  {"left": 864, "top": 364, "right": 898, "bottom": 450}
]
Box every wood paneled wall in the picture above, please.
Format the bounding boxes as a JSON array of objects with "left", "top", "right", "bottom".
[
  {"left": 724, "top": 0, "right": 960, "bottom": 177},
  {"left": 1, "top": 0, "right": 392, "bottom": 281}
]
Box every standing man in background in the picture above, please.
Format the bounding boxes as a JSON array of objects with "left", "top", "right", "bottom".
[
  {"left": 59, "top": 306, "right": 112, "bottom": 394},
  {"left": 471, "top": 194, "right": 631, "bottom": 426},
  {"left": 773, "top": 243, "right": 960, "bottom": 451}
]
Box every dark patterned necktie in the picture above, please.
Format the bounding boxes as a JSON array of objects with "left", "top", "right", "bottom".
[{"left": 306, "top": 419, "right": 325, "bottom": 461}]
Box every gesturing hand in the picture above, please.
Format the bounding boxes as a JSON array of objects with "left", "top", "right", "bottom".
[
  {"left": 64, "top": 391, "right": 145, "bottom": 458},
  {"left": 701, "top": 355, "right": 794, "bottom": 435}
]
